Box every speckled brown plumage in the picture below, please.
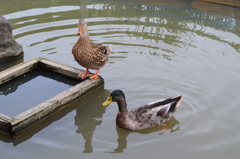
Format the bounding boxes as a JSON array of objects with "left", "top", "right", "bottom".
[
  {"left": 72, "top": 19, "right": 111, "bottom": 79},
  {"left": 102, "top": 90, "right": 183, "bottom": 131}
]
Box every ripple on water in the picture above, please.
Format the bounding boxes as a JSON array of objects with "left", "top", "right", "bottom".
[{"left": 1, "top": 1, "right": 240, "bottom": 158}]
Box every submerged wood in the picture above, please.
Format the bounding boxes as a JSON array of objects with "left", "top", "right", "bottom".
[
  {"left": 0, "top": 57, "right": 104, "bottom": 135},
  {"left": 191, "top": 0, "right": 240, "bottom": 17},
  {"left": 0, "top": 114, "right": 11, "bottom": 134},
  {"left": 203, "top": 0, "right": 240, "bottom": 7},
  {"left": 0, "top": 58, "right": 39, "bottom": 84}
]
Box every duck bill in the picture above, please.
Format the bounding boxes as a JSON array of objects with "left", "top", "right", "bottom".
[
  {"left": 77, "top": 26, "right": 83, "bottom": 35},
  {"left": 101, "top": 96, "right": 113, "bottom": 107}
]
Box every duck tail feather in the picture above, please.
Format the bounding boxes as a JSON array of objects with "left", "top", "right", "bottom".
[{"left": 169, "top": 96, "right": 183, "bottom": 112}]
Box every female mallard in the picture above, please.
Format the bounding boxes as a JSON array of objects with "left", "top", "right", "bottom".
[
  {"left": 72, "top": 19, "right": 112, "bottom": 79},
  {"left": 102, "top": 90, "right": 183, "bottom": 130}
]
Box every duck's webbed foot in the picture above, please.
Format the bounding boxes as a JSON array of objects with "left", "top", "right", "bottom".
[
  {"left": 89, "top": 68, "right": 100, "bottom": 79},
  {"left": 78, "top": 68, "right": 90, "bottom": 79}
]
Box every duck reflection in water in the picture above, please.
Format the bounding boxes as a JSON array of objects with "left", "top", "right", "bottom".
[
  {"left": 112, "top": 117, "right": 180, "bottom": 153},
  {"left": 74, "top": 89, "right": 110, "bottom": 153}
]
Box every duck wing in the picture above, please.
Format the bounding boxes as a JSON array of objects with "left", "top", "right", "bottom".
[
  {"left": 91, "top": 43, "right": 111, "bottom": 59},
  {"left": 129, "top": 96, "right": 182, "bottom": 123},
  {"left": 149, "top": 96, "right": 182, "bottom": 118}
]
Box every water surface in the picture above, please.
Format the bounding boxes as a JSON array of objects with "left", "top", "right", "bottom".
[
  {"left": 0, "top": 0, "right": 240, "bottom": 158},
  {"left": 0, "top": 69, "right": 80, "bottom": 117}
]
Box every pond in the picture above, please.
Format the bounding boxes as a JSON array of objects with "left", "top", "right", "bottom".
[{"left": 1, "top": 0, "right": 240, "bottom": 158}]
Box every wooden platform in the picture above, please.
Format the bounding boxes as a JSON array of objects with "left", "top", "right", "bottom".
[
  {"left": 0, "top": 57, "right": 104, "bottom": 135},
  {"left": 191, "top": 0, "right": 240, "bottom": 17},
  {"left": 202, "top": 0, "right": 240, "bottom": 8}
]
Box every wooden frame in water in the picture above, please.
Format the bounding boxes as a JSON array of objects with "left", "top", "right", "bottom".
[{"left": 0, "top": 57, "right": 104, "bottom": 135}]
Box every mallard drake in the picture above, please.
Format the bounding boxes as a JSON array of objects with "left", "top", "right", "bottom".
[
  {"left": 72, "top": 19, "right": 112, "bottom": 79},
  {"left": 101, "top": 90, "right": 183, "bottom": 130}
]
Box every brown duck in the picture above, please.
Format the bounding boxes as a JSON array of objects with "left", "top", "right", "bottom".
[
  {"left": 72, "top": 19, "right": 112, "bottom": 79},
  {"left": 102, "top": 90, "right": 183, "bottom": 131}
]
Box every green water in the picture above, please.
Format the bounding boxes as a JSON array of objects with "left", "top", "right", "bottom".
[{"left": 0, "top": 0, "right": 240, "bottom": 158}]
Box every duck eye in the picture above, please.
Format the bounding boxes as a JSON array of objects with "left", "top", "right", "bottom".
[{"left": 116, "top": 93, "right": 123, "bottom": 97}]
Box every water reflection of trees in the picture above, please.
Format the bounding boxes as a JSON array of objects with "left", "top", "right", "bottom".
[
  {"left": 90, "top": 1, "right": 239, "bottom": 31},
  {"left": 3, "top": 0, "right": 239, "bottom": 37},
  {"left": 86, "top": 1, "right": 239, "bottom": 56},
  {"left": 2, "top": 0, "right": 239, "bottom": 62}
]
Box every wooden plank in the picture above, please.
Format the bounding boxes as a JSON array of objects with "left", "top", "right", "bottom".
[
  {"left": 0, "top": 58, "right": 39, "bottom": 84},
  {"left": 0, "top": 57, "right": 104, "bottom": 135},
  {"left": 12, "top": 87, "right": 104, "bottom": 145},
  {"left": 38, "top": 57, "right": 83, "bottom": 80},
  {"left": 0, "top": 113, "right": 11, "bottom": 134},
  {"left": 10, "top": 78, "right": 104, "bottom": 134},
  {"left": 202, "top": 0, "right": 240, "bottom": 7}
]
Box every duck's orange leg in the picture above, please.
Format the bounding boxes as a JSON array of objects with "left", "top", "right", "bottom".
[
  {"left": 161, "top": 124, "right": 169, "bottom": 130},
  {"left": 78, "top": 68, "right": 90, "bottom": 79},
  {"left": 89, "top": 68, "right": 100, "bottom": 79}
]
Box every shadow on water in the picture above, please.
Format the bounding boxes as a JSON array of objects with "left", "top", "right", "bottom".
[
  {"left": 108, "top": 117, "right": 180, "bottom": 153},
  {"left": 0, "top": 56, "right": 23, "bottom": 72}
]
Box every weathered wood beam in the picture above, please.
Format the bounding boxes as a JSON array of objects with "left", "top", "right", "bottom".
[{"left": 0, "top": 57, "right": 104, "bottom": 135}]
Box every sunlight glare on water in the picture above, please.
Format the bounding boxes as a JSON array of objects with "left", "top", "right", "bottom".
[{"left": 0, "top": 0, "right": 240, "bottom": 158}]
